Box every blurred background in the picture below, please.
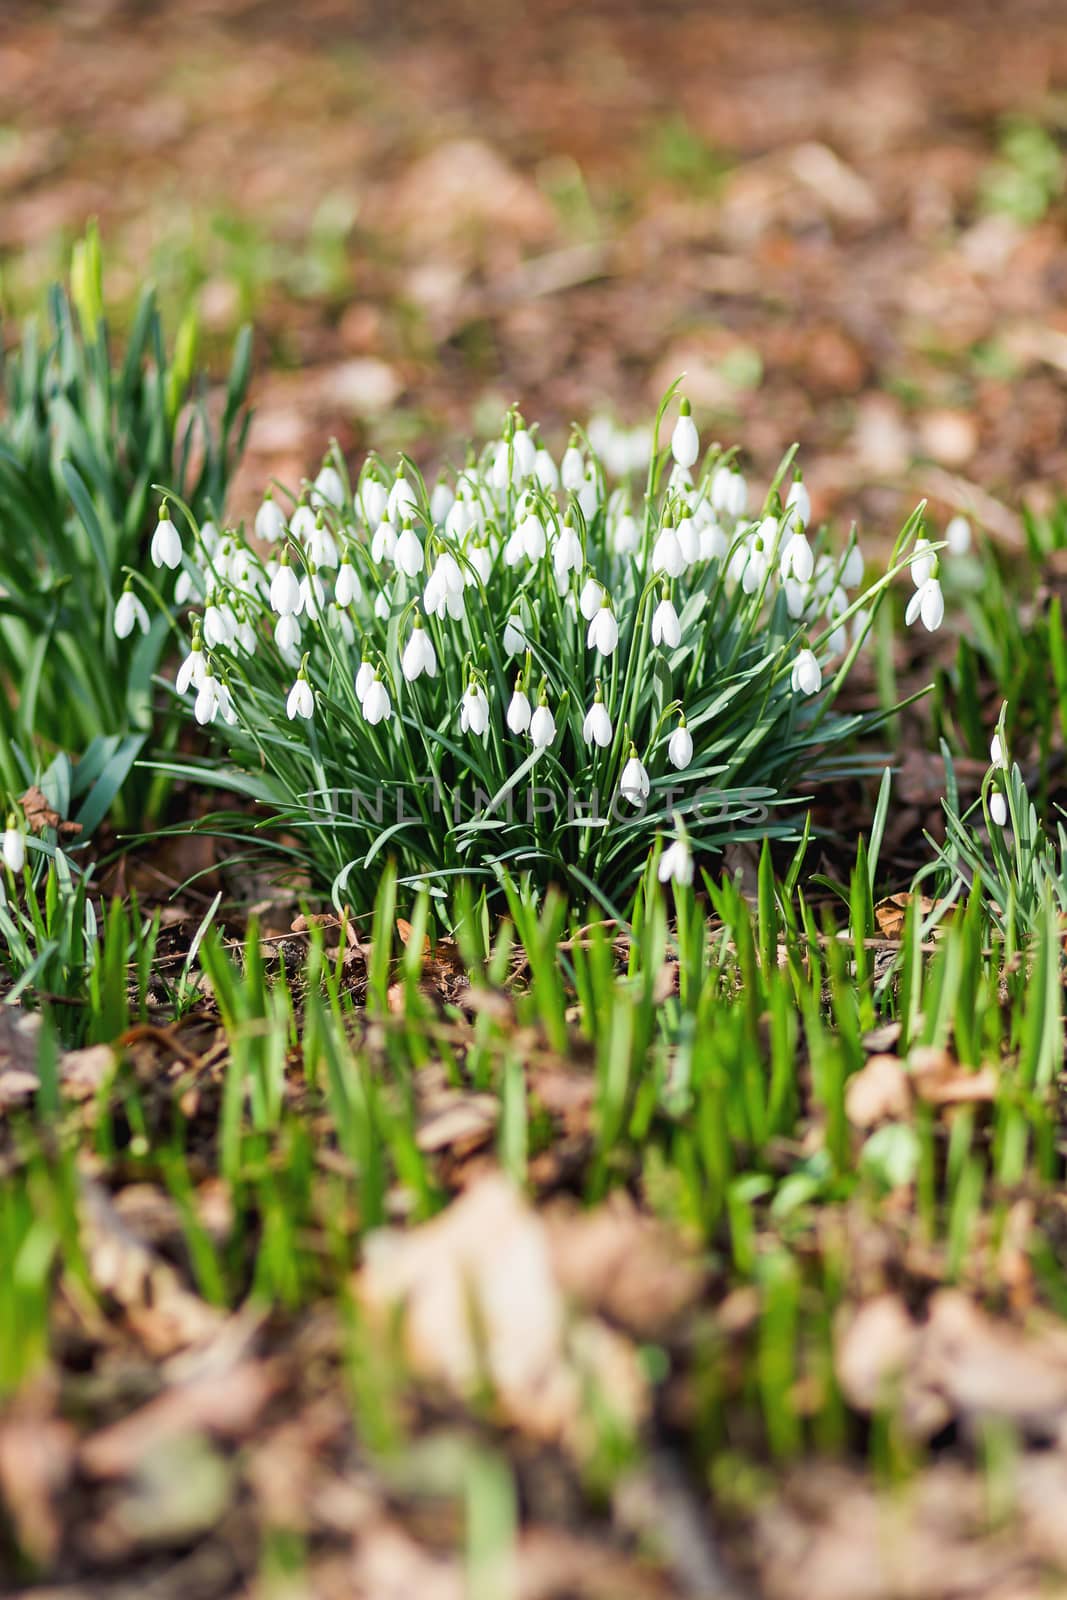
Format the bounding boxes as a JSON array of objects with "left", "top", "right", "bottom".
[{"left": 3, "top": 0, "right": 1067, "bottom": 534}]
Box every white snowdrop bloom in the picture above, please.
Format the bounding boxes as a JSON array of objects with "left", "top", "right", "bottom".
[
  {"left": 355, "top": 658, "right": 375, "bottom": 703},
  {"left": 430, "top": 478, "right": 454, "bottom": 525},
  {"left": 151, "top": 505, "right": 182, "bottom": 570},
  {"left": 313, "top": 462, "right": 345, "bottom": 509},
  {"left": 946, "top": 514, "right": 972, "bottom": 555},
  {"left": 784, "top": 578, "right": 808, "bottom": 620},
  {"left": 203, "top": 597, "right": 237, "bottom": 649},
  {"left": 780, "top": 529, "right": 813, "bottom": 583},
  {"left": 561, "top": 441, "right": 585, "bottom": 492},
  {"left": 114, "top": 587, "right": 150, "bottom": 639},
  {"left": 825, "top": 618, "right": 848, "bottom": 657},
  {"left": 275, "top": 613, "right": 301, "bottom": 656},
  {"left": 308, "top": 519, "right": 339, "bottom": 570},
  {"left": 507, "top": 685, "right": 532, "bottom": 735},
  {"left": 287, "top": 674, "right": 315, "bottom": 721},
  {"left": 521, "top": 507, "right": 547, "bottom": 564},
  {"left": 851, "top": 606, "right": 872, "bottom": 648},
  {"left": 371, "top": 518, "right": 397, "bottom": 565},
  {"left": 174, "top": 568, "right": 198, "bottom": 606},
  {"left": 446, "top": 496, "right": 474, "bottom": 541},
  {"left": 530, "top": 699, "right": 556, "bottom": 751},
  {"left": 460, "top": 682, "right": 490, "bottom": 737},
  {"left": 299, "top": 570, "right": 326, "bottom": 620},
  {"left": 534, "top": 447, "right": 560, "bottom": 492},
  {"left": 668, "top": 719, "right": 693, "bottom": 770},
  {"left": 401, "top": 619, "right": 437, "bottom": 682},
  {"left": 668, "top": 463, "right": 694, "bottom": 499},
  {"left": 466, "top": 541, "right": 492, "bottom": 585},
  {"left": 905, "top": 576, "right": 944, "bottom": 632},
  {"left": 360, "top": 476, "right": 388, "bottom": 526},
  {"left": 582, "top": 694, "right": 613, "bottom": 748},
  {"left": 503, "top": 526, "right": 527, "bottom": 567},
  {"left": 580, "top": 576, "right": 606, "bottom": 621},
  {"left": 362, "top": 676, "right": 392, "bottom": 726},
  {"left": 216, "top": 680, "right": 238, "bottom": 726},
  {"left": 424, "top": 550, "right": 463, "bottom": 616},
  {"left": 676, "top": 512, "right": 699, "bottom": 565},
  {"left": 230, "top": 548, "right": 260, "bottom": 595},
  {"left": 335, "top": 558, "right": 361, "bottom": 607},
  {"left": 194, "top": 673, "right": 223, "bottom": 726},
  {"left": 512, "top": 427, "right": 536, "bottom": 480},
  {"left": 395, "top": 522, "right": 425, "bottom": 577},
  {"left": 489, "top": 441, "right": 511, "bottom": 491},
  {"left": 374, "top": 589, "right": 391, "bottom": 621},
  {"left": 553, "top": 517, "right": 583, "bottom": 581},
  {"left": 712, "top": 464, "right": 747, "bottom": 519},
  {"left": 577, "top": 468, "right": 600, "bottom": 521},
  {"left": 611, "top": 512, "right": 640, "bottom": 556},
  {"left": 387, "top": 474, "right": 417, "bottom": 523},
  {"left": 791, "top": 647, "right": 822, "bottom": 696},
  {"left": 990, "top": 731, "right": 1007, "bottom": 769},
  {"left": 839, "top": 545, "right": 865, "bottom": 589},
  {"left": 2, "top": 821, "right": 25, "bottom": 875},
  {"left": 990, "top": 790, "right": 1008, "bottom": 827},
  {"left": 255, "top": 493, "right": 288, "bottom": 544},
  {"left": 503, "top": 613, "right": 527, "bottom": 655},
  {"left": 910, "top": 537, "right": 935, "bottom": 588},
  {"left": 290, "top": 502, "right": 318, "bottom": 542},
  {"left": 652, "top": 523, "right": 684, "bottom": 578},
  {"left": 742, "top": 542, "right": 769, "bottom": 595},
  {"left": 200, "top": 520, "right": 221, "bottom": 558},
  {"left": 235, "top": 616, "right": 257, "bottom": 655},
  {"left": 270, "top": 561, "right": 302, "bottom": 617},
  {"left": 176, "top": 636, "right": 207, "bottom": 694},
  {"left": 620, "top": 749, "right": 651, "bottom": 805},
  {"left": 699, "top": 520, "right": 728, "bottom": 563},
  {"left": 671, "top": 401, "right": 699, "bottom": 470},
  {"left": 587, "top": 601, "right": 619, "bottom": 655},
  {"left": 658, "top": 837, "right": 693, "bottom": 887},
  {"left": 785, "top": 477, "right": 811, "bottom": 531},
  {"left": 651, "top": 595, "right": 681, "bottom": 648}
]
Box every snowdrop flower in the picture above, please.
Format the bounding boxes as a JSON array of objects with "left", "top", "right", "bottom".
[
  {"left": 371, "top": 518, "right": 397, "bottom": 565},
  {"left": 990, "top": 730, "right": 1007, "bottom": 769},
  {"left": 308, "top": 516, "right": 339, "bottom": 570},
  {"left": 355, "top": 655, "right": 375, "bottom": 703},
  {"left": 651, "top": 590, "right": 681, "bottom": 649},
  {"left": 298, "top": 568, "right": 325, "bottom": 620},
  {"left": 446, "top": 495, "right": 474, "bottom": 541},
  {"left": 151, "top": 503, "right": 182, "bottom": 570},
  {"left": 374, "top": 589, "right": 392, "bottom": 622},
  {"left": 466, "top": 539, "right": 492, "bottom": 586},
  {"left": 387, "top": 473, "right": 417, "bottom": 523},
  {"left": 611, "top": 510, "right": 640, "bottom": 556},
  {"left": 946, "top": 514, "right": 972, "bottom": 555},
  {"left": 711, "top": 464, "right": 747, "bottom": 519},
  {"left": 620, "top": 745, "right": 650, "bottom": 805},
  {"left": 503, "top": 613, "right": 527, "bottom": 656},
  {"left": 839, "top": 544, "right": 865, "bottom": 590},
  {"left": 990, "top": 790, "right": 1008, "bottom": 827},
  {"left": 507, "top": 678, "right": 532, "bottom": 735},
  {"left": 553, "top": 512, "right": 583, "bottom": 582},
  {"left": 580, "top": 575, "right": 606, "bottom": 621},
  {"left": 234, "top": 614, "right": 258, "bottom": 655},
  {"left": 176, "top": 629, "right": 208, "bottom": 694},
  {"left": 784, "top": 577, "right": 808, "bottom": 620},
  {"left": 430, "top": 476, "right": 454, "bottom": 526},
  {"left": 583, "top": 684, "right": 612, "bottom": 748},
  {"left": 512, "top": 424, "right": 536, "bottom": 481},
  {"left": 275, "top": 613, "right": 301, "bottom": 658},
  {"left": 255, "top": 492, "right": 288, "bottom": 544},
  {"left": 114, "top": 583, "right": 150, "bottom": 639},
  {"left": 577, "top": 466, "right": 600, "bottom": 522},
  {"left": 676, "top": 511, "right": 699, "bottom": 566},
  {"left": 335, "top": 556, "right": 361, "bottom": 607},
  {"left": 194, "top": 672, "right": 223, "bottom": 726},
  {"left": 668, "top": 716, "right": 693, "bottom": 770},
  {"left": 671, "top": 398, "right": 699, "bottom": 470},
  {"left": 362, "top": 674, "right": 392, "bottom": 726},
  {"left": 652, "top": 518, "right": 684, "bottom": 578},
  {"left": 585, "top": 597, "right": 617, "bottom": 655},
  {"left": 286, "top": 658, "right": 315, "bottom": 721},
  {"left": 401, "top": 614, "right": 437, "bottom": 682},
  {"left": 204, "top": 595, "right": 237, "bottom": 649},
  {"left": 534, "top": 447, "right": 559, "bottom": 492},
  {"left": 561, "top": 438, "right": 585, "bottom": 492},
  {"left": 658, "top": 834, "right": 693, "bottom": 887},
  {"left": 313, "top": 460, "right": 345, "bottom": 510},
  {"left": 270, "top": 555, "right": 302, "bottom": 617},
  {"left": 503, "top": 524, "right": 526, "bottom": 567},
  {"left": 290, "top": 499, "right": 318, "bottom": 542},
  {"left": 530, "top": 691, "right": 556, "bottom": 751},
  {"left": 791, "top": 646, "right": 822, "bottom": 696},
  {"left": 2, "top": 817, "right": 25, "bottom": 876},
  {"left": 395, "top": 520, "right": 425, "bottom": 578},
  {"left": 174, "top": 568, "right": 199, "bottom": 606},
  {"left": 360, "top": 474, "right": 388, "bottom": 526},
  {"left": 520, "top": 502, "right": 547, "bottom": 564},
  {"left": 698, "top": 519, "right": 728, "bottom": 563},
  {"left": 785, "top": 475, "right": 811, "bottom": 531},
  {"left": 779, "top": 527, "right": 813, "bottom": 583},
  {"left": 460, "top": 680, "right": 490, "bottom": 737},
  {"left": 910, "top": 537, "right": 935, "bottom": 588},
  {"left": 905, "top": 573, "right": 944, "bottom": 632},
  {"left": 329, "top": 603, "right": 355, "bottom": 646}
]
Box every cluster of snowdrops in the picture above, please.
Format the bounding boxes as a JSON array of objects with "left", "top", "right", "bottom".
[{"left": 109, "top": 394, "right": 960, "bottom": 908}]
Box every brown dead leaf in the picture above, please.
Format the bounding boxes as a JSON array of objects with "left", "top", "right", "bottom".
[
  {"left": 874, "top": 893, "right": 938, "bottom": 938},
  {"left": 0, "top": 1392, "right": 75, "bottom": 1565},
  {"left": 908, "top": 1046, "right": 998, "bottom": 1105},
  {"left": 845, "top": 1054, "right": 911, "bottom": 1128},
  {"left": 18, "top": 785, "right": 82, "bottom": 838}
]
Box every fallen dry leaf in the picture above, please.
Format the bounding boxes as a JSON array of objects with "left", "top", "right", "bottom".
[{"left": 845, "top": 1055, "right": 911, "bottom": 1128}]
